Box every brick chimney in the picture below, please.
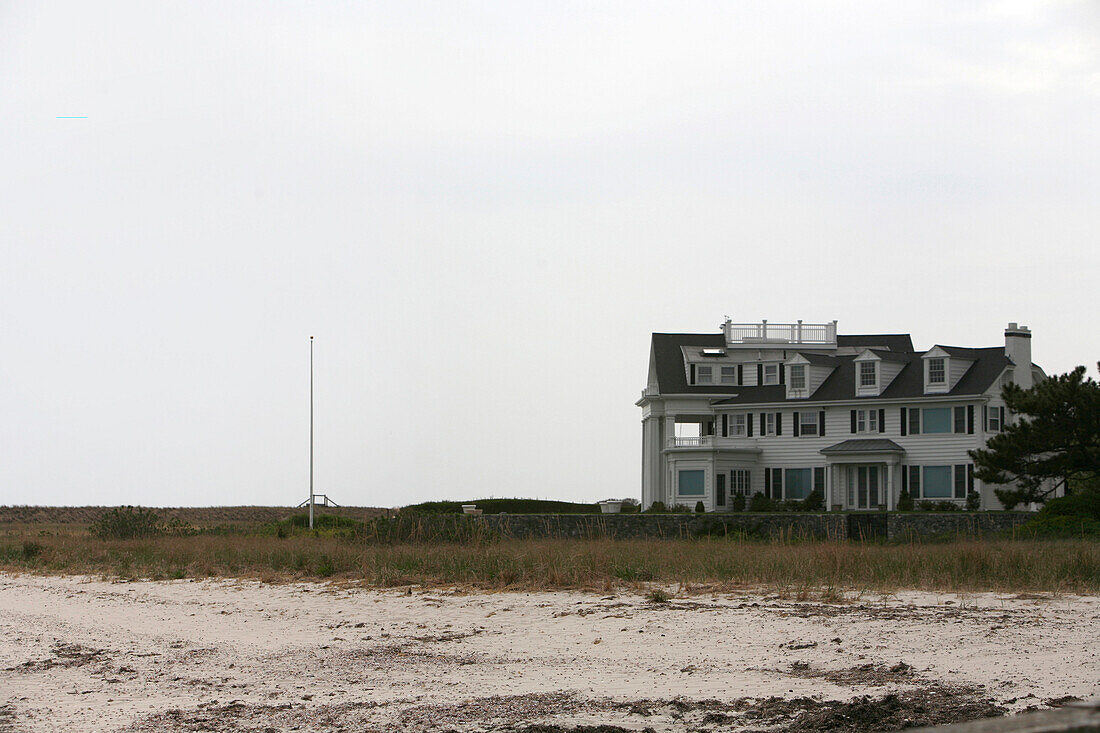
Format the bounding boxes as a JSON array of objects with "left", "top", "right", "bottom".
[{"left": 1004, "top": 322, "right": 1033, "bottom": 389}]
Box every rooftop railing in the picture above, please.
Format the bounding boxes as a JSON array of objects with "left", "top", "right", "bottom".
[{"left": 723, "top": 319, "right": 837, "bottom": 346}]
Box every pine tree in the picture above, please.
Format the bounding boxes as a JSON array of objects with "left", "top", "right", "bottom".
[{"left": 969, "top": 363, "right": 1100, "bottom": 507}]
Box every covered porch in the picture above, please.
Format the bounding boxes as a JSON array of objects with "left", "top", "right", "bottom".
[{"left": 819, "top": 439, "right": 906, "bottom": 511}]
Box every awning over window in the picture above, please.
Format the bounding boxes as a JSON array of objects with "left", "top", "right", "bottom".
[{"left": 819, "top": 439, "right": 905, "bottom": 455}]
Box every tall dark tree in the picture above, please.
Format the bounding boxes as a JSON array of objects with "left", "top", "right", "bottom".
[{"left": 969, "top": 363, "right": 1100, "bottom": 508}]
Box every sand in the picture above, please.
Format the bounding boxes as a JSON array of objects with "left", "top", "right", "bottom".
[{"left": 1, "top": 573, "right": 1098, "bottom": 731}]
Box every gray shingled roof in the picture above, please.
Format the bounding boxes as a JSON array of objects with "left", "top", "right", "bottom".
[
  {"left": 820, "top": 439, "right": 905, "bottom": 454},
  {"left": 652, "top": 332, "right": 1012, "bottom": 404}
]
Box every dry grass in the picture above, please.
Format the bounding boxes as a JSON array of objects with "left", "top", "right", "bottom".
[
  {"left": 2, "top": 530, "right": 1099, "bottom": 594},
  {"left": 0, "top": 505, "right": 390, "bottom": 525}
]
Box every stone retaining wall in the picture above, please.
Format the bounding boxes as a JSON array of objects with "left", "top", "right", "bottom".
[{"left": 371, "top": 511, "right": 1034, "bottom": 542}]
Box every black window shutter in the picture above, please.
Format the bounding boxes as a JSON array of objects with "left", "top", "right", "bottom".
[
  {"left": 819, "top": 410, "right": 826, "bottom": 436},
  {"left": 967, "top": 405, "right": 974, "bottom": 434},
  {"left": 747, "top": 414, "right": 753, "bottom": 437},
  {"left": 764, "top": 468, "right": 771, "bottom": 498},
  {"left": 775, "top": 412, "right": 783, "bottom": 436},
  {"left": 814, "top": 467, "right": 825, "bottom": 492},
  {"left": 737, "top": 364, "right": 744, "bottom": 386},
  {"left": 954, "top": 465, "right": 966, "bottom": 499},
  {"left": 902, "top": 466, "right": 909, "bottom": 492},
  {"left": 779, "top": 364, "right": 785, "bottom": 384},
  {"left": 689, "top": 364, "right": 696, "bottom": 384},
  {"left": 968, "top": 464, "right": 975, "bottom": 491},
  {"left": 757, "top": 363, "right": 763, "bottom": 384},
  {"left": 721, "top": 414, "right": 728, "bottom": 437},
  {"left": 878, "top": 408, "right": 885, "bottom": 433},
  {"left": 759, "top": 412, "right": 765, "bottom": 435},
  {"left": 999, "top": 406, "right": 1006, "bottom": 429},
  {"left": 900, "top": 408, "right": 907, "bottom": 436},
  {"left": 774, "top": 468, "right": 784, "bottom": 498},
  {"left": 792, "top": 412, "right": 800, "bottom": 437},
  {"left": 910, "top": 466, "right": 921, "bottom": 498},
  {"left": 850, "top": 410, "right": 857, "bottom": 433},
  {"left": 707, "top": 420, "right": 714, "bottom": 436},
  {"left": 983, "top": 405, "right": 988, "bottom": 431}
]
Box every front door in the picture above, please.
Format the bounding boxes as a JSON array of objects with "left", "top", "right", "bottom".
[{"left": 847, "top": 465, "right": 881, "bottom": 510}]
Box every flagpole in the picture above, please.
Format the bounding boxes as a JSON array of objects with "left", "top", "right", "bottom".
[{"left": 309, "top": 335, "right": 314, "bottom": 530}]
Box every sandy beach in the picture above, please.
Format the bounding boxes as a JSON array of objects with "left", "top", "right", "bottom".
[{"left": 1, "top": 573, "right": 1098, "bottom": 731}]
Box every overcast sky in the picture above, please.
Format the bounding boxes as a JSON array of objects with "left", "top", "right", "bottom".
[{"left": 1, "top": 1, "right": 1097, "bottom": 508}]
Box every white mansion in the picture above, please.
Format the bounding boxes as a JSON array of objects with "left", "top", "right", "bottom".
[{"left": 637, "top": 320, "right": 1046, "bottom": 512}]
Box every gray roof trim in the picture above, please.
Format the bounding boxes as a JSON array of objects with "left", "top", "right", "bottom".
[{"left": 820, "top": 439, "right": 905, "bottom": 454}]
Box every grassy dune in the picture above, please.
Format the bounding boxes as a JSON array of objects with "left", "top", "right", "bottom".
[{"left": 3, "top": 532, "right": 1099, "bottom": 594}]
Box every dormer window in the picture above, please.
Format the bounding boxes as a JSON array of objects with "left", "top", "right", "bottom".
[
  {"left": 720, "top": 366, "right": 736, "bottom": 384},
  {"left": 859, "top": 361, "right": 877, "bottom": 387},
  {"left": 928, "top": 358, "right": 946, "bottom": 385},
  {"left": 763, "top": 364, "right": 779, "bottom": 385},
  {"left": 789, "top": 365, "right": 806, "bottom": 390},
  {"left": 696, "top": 365, "right": 713, "bottom": 384}
]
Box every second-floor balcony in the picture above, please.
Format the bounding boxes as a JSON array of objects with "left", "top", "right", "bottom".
[{"left": 669, "top": 436, "right": 712, "bottom": 448}]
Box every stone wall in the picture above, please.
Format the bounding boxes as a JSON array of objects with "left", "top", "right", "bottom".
[{"left": 367, "top": 511, "right": 1034, "bottom": 543}]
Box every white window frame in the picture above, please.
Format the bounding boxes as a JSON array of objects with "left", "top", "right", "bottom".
[
  {"left": 696, "top": 365, "right": 713, "bottom": 384},
  {"left": 859, "top": 361, "right": 877, "bottom": 387},
  {"left": 763, "top": 364, "right": 779, "bottom": 385},
  {"left": 730, "top": 469, "right": 751, "bottom": 495},
  {"left": 765, "top": 412, "right": 776, "bottom": 436},
  {"left": 857, "top": 409, "right": 878, "bottom": 434},
  {"left": 720, "top": 366, "right": 736, "bottom": 384},
  {"left": 789, "top": 364, "right": 806, "bottom": 390},
  {"left": 988, "top": 406, "right": 1002, "bottom": 432},
  {"left": 799, "top": 412, "right": 818, "bottom": 436},
  {"left": 928, "top": 358, "right": 946, "bottom": 385},
  {"left": 730, "top": 414, "right": 747, "bottom": 437}
]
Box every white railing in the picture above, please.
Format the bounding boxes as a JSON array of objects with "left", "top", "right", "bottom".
[
  {"left": 668, "top": 436, "right": 712, "bottom": 448},
  {"left": 723, "top": 319, "right": 837, "bottom": 346}
]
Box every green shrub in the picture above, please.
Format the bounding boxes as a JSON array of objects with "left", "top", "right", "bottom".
[
  {"left": 90, "top": 506, "right": 163, "bottom": 540},
  {"left": 21, "top": 541, "right": 43, "bottom": 560},
  {"left": 667, "top": 503, "right": 692, "bottom": 514},
  {"left": 917, "top": 501, "right": 962, "bottom": 512},
  {"left": 748, "top": 493, "right": 774, "bottom": 512},
  {"left": 1024, "top": 485, "right": 1100, "bottom": 538},
  {"left": 897, "top": 489, "right": 914, "bottom": 511},
  {"left": 802, "top": 490, "right": 824, "bottom": 511},
  {"left": 644, "top": 501, "right": 667, "bottom": 514},
  {"left": 286, "top": 513, "right": 362, "bottom": 530},
  {"left": 730, "top": 493, "right": 746, "bottom": 513},
  {"left": 966, "top": 490, "right": 981, "bottom": 511},
  {"left": 694, "top": 501, "right": 706, "bottom": 513}
]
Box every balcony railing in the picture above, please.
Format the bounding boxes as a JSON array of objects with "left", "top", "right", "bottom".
[
  {"left": 668, "top": 436, "right": 712, "bottom": 448},
  {"left": 723, "top": 319, "right": 837, "bottom": 346}
]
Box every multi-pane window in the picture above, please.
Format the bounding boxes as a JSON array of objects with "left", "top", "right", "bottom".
[
  {"left": 799, "top": 412, "right": 818, "bottom": 436},
  {"left": 987, "top": 406, "right": 1003, "bottom": 432},
  {"left": 696, "top": 366, "right": 713, "bottom": 384},
  {"left": 765, "top": 412, "right": 776, "bottom": 435},
  {"left": 790, "top": 365, "right": 806, "bottom": 390},
  {"left": 730, "top": 469, "right": 751, "bottom": 495},
  {"left": 763, "top": 364, "right": 779, "bottom": 385},
  {"left": 857, "top": 409, "right": 878, "bottom": 433},
  {"left": 720, "top": 366, "right": 736, "bottom": 384},
  {"left": 730, "top": 414, "right": 747, "bottom": 436},
  {"left": 928, "top": 358, "right": 946, "bottom": 384},
  {"left": 859, "top": 361, "right": 877, "bottom": 387}
]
